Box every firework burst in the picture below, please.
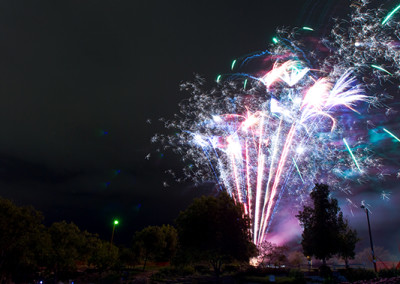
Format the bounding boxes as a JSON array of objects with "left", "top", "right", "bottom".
[{"left": 153, "top": 1, "right": 400, "bottom": 245}]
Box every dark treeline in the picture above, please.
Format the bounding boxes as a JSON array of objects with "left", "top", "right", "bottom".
[
  {"left": 2, "top": 185, "right": 394, "bottom": 284},
  {"left": 0, "top": 196, "right": 122, "bottom": 283},
  {"left": 0, "top": 192, "right": 256, "bottom": 283}
]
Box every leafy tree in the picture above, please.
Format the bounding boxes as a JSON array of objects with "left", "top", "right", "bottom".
[
  {"left": 337, "top": 214, "right": 359, "bottom": 268},
  {"left": 87, "top": 239, "right": 119, "bottom": 273},
  {"left": 296, "top": 184, "right": 357, "bottom": 266},
  {"left": 175, "top": 192, "right": 257, "bottom": 277},
  {"left": 259, "top": 241, "right": 288, "bottom": 267},
  {"left": 46, "top": 221, "right": 88, "bottom": 280},
  {"left": 118, "top": 246, "right": 139, "bottom": 268},
  {"left": 158, "top": 224, "right": 178, "bottom": 262},
  {"left": 0, "top": 197, "right": 46, "bottom": 283},
  {"left": 355, "top": 246, "right": 396, "bottom": 268},
  {"left": 288, "top": 251, "right": 307, "bottom": 268},
  {"left": 133, "top": 226, "right": 165, "bottom": 271},
  {"left": 133, "top": 224, "right": 178, "bottom": 271}
]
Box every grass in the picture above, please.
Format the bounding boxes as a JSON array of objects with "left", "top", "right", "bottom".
[{"left": 240, "top": 275, "right": 298, "bottom": 283}]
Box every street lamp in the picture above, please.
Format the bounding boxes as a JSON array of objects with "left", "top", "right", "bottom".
[
  {"left": 110, "top": 219, "right": 119, "bottom": 248},
  {"left": 360, "top": 205, "right": 377, "bottom": 272}
]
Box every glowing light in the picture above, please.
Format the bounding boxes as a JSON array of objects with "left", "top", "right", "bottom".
[
  {"left": 272, "top": 37, "right": 279, "bottom": 44},
  {"left": 381, "top": 191, "right": 391, "bottom": 201},
  {"left": 193, "top": 134, "right": 209, "bottom": 147},
  {"left": 213, "top": 115, "right": 223, "bottom": 123},
  {"left": 216, "top": 75, "right": 222, "bottom": 82},
  {"left": 302, "top": 26, "right": 314, "bottom": 31}
]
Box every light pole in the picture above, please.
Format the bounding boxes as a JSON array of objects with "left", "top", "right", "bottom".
[
  {"left": 110, "top": 219, "right": 119, "bottom": 248},
  {"left": 360, "top": 205, "right": 377, "bottom": 272}
]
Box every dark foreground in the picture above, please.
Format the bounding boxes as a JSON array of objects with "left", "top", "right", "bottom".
[{"left": 31, "top": 265, "right": 400, "bottom": 284}]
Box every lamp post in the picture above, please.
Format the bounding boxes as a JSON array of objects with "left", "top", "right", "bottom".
[
  {"left": 360, "top": 205, "right": 377, "bottom": 272},
  {"left": 110, "top": 219, "right": 119, "bottom": 248}
]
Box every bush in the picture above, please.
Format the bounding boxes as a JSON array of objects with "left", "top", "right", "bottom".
[
  {"left": 340, "top": 268, "right": 377, "bottom": 282},
  {"left": 289, "top": 269, "right": 306, "bottom": 284},
  {"left": 223, "top": 264, "right": 238, "bottom": 274},
  {"left": 181, "top": 266, "right": 195, "bottom": 275},
  {"left": 194, "top": 264, "right": 210, "bottom": 274},
  {"left": 319, "top": 265, "right": 332, "bottom": 278},
  {"left": 378, "top": 268, "right": 400, "bottom": 278},
  {"left": 151, "top": 265, "right": 196, "bottom": 281},
  {"left": 234, "top": 266, "right": 291, "bottom": 283}
]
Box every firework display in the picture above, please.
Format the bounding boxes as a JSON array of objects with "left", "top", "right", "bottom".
[{"left": 153, "top": 1, "right": 400, "bottom": 245}]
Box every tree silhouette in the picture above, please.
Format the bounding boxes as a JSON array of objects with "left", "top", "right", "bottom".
[
  {"left": 175, "top": 192, "right": 257, "bottom": 277},
  {"left": 133, "top": 224, "right": 178, "bottom": 271},
  {"left": 0, "top": 197, "right": 46, "bottom": 283},
  {"left": 296, "top": 184, "right": 358, "bottom": 267},
  {"left": 337, "top": 215, "right": 359, "bottom": 268}
]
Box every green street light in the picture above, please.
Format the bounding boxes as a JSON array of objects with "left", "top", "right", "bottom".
[{"left": 110, "top": 219, "right": 119, "bottom": 248}]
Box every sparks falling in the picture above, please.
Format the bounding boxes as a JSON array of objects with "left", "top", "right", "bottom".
[{"left": 154, "top": 1, "right": 400, "bottom": 246}]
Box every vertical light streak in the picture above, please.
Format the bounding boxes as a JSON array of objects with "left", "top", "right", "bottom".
[
  {"left": 254, "top": 153, "right": 265, "bottom": 243},
  {"left": 230, "top": 151, "right": 244, "bottom": 209},
  {"left": 260, "top": 124, "right": 296, "bottom": 244},
  {"left": 343, "top": 138, "right": 362, "bottom": 173},
  {"left": 245, "top": 142, "right": 253, "bottom": 222},
  {"left": 257, "top": 118, "right": 282, "bottom": 244},
  {"left": 253, "top": 115, "right": 265, "bottom": 244},
  {"left": 383, "top": 128, "right": 400, "bottom": 142}
]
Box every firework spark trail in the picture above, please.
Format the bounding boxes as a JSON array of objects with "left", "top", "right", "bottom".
[
  {"left": 245, "top": 141, "right": 252, "bottom": 219},
  {"left": 292, "top": 158, "right": 305, "bottom": 183},
  {"left": 343, "top": 138, "right": 363, "bottom": 173},
  {"left": 383, "top": 128, "right": 400, "bottom": 142},
  {"left": 382, "top": 4, "right": 400, "bottom": 25},
  {"left": 154, "top": 2, "right": 400, "bottom": 246}
]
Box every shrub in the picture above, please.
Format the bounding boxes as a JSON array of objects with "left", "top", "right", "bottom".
[
  {"left": 181, "top": 266, "right": 195, "bottom": 275},
  {"left": 194, "top": 264, "right": 210, "bottom": 274},
  {"left": 289, "top": 269, "right": 306, "bottom": 284},
  {"left": 319, "top": 265, "right": 332, "bottom": 278},
  {"left": 340, "top": 268, "right": 377, "bottom": 282},
  {"left": 378, "top": 268, "right": 399, "bottom": 278},
  {"left": 223, "top": 264, "right": 238, "bottom": 274}
]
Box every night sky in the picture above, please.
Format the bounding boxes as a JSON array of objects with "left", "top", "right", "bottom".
[{"left": 0, "top": 0, "right": 399, "bottom": 259}]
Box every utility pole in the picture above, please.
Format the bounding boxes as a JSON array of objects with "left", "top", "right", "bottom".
[
  {"left": 361, "top": 205, "right": 377, "bottom": 273},
  {"left": 110, "top": 219, "right": 119, "bottom": 249}
]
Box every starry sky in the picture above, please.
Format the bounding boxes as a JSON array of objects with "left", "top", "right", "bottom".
[{"left": 0, "top": 0, "right": 398, "bottom": 259}]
